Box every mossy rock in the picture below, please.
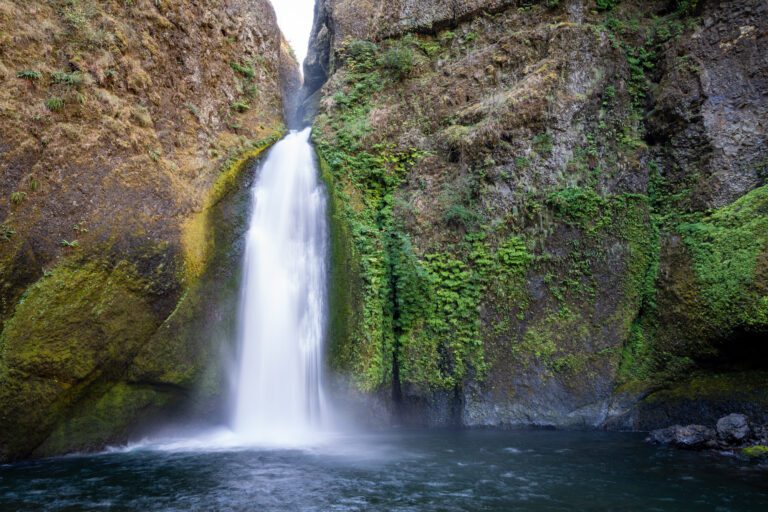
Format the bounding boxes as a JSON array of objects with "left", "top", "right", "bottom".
[
  {"left": 0, "top": 135, "right": 280, "bottom": 461},
  {"left": 0, "top": 261, "right": 159, "bottom": 460},
  {"left": 742, "top": 445, "right": 768, "bottom": 459},
  {"left": 626, "top": 371, "right": 768, "bottom": 430},
  {"left": 33, "top": 382, "right": 177, "bottom": 458}
]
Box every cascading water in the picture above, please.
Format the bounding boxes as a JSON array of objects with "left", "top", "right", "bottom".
[{"left": 231, "top": 127, "right": 329, "bottom": 444}]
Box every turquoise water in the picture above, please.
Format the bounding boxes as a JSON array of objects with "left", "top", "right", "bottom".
[{"left": 1, "top": 430, "right": 766, "bottom": 511}]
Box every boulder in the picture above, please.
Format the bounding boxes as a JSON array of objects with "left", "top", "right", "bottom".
[
  {"left": 648, "top": 425, "right": 717, "bottom": 450},
  {"left": 752, "top": 424, "right": 768, "bottom": 445},
  {"left": 716, "top": 414, "right": 751, "bottom": 445}
]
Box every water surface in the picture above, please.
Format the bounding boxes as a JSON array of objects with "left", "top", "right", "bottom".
[{"left": 1, "top": 430, "right": 766, "bottom": 511}]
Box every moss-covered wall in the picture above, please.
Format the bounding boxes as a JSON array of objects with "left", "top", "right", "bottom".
[
  {"left": 311, "top": 0, "right": 768, "bottom": 427},
  {"left": 0, "top": 0, "right": 296, "bottom": 461},
  {"left": 0, "top": 132, "right": 281, "bottom": 461}
]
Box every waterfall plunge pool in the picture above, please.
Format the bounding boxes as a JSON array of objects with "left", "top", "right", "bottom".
[{"left": 1, "top": 429, "right": 766, "bottom": 511}]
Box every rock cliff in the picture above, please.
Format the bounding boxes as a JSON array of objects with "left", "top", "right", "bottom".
[
  {"left": 308, "top": 0, "right": 768, "bottom": 428},
  {"left": 0, "top": 0, "right": 297, "bottom": 461}
]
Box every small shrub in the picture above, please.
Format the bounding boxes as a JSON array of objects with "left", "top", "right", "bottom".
[
  {"left": 230, "top": 61, "right": 255, "bottom": 79},
  {"left": 675, "top": 0, "right": 699, "bottom": 14},
  {"left": 442, "top": 204, "right": 479, "bottom": 228},
  {"left": 595, "top": 0, "right": 619, "bottom": 11},
  {"left": 532, "top": 133, "right": 554, "bottom": 155},
  {"left": 132, "top": 106, "right": 153, "bottom": 127},
  {"left": 244, "top": 83, "right": 259, "bottom": 98},
  {"left": 439, "top": 31, "right": 455, "bottom": 43},
  {"left": 381, "top": 46, "right": 413, "bottom": 80},
  {"left": 45, "top": 97, "right": 65, "bottom": 111},
  {"left": 417, "top": 39, "right": 441, "bottom": 58},
  {"left": 345, "top": 39, "right": 379, "bottom": 71},
  {"left": 28, "top": 177, "right": 40, "bottom": 192},
  {"left": 51, "top": 70, "right": 84, "bottom": 87},
  {"left": 60, "top": 239, "right": 79, "bottom": 248},
  {"left": 0, "top": 224, "right": 15, "bottom": 242},
  {"left": 16, "top": 70, "right": 41, "bottom": 81},
  {"left": 10, "top": 191, "right": 27, "bottom": 205},
  {"left": 231, "top": 100, "right": 250, "bottom": 113}
]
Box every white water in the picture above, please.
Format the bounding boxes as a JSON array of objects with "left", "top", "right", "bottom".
[{"left": 230, "top": 127, "right": 330, "bottom": 444}]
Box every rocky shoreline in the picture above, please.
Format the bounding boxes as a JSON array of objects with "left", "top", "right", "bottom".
[{"left": 649, "top": 413, "right": 768, "bottom": 460}]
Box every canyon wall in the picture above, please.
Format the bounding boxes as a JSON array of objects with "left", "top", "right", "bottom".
[
  {"left": 0, "top": 0, "right": 297, "bottom": 461},
  {"left": 308, "top": 0, "right": 768, "bottom": 428}
]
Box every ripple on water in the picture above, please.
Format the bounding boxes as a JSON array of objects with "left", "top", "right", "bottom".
[{"left": 0, "top": 430, "right": 767, "bottom": 512}]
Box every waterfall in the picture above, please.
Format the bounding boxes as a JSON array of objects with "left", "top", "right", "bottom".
[{"left": 232, "top": 127, "right": 329, "bottom": 444}]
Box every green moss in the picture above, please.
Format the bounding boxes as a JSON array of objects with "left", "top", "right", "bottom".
[
  {"left": 547, "top": 187, "right": 608, "bottom": 229},
  {"left": 641, "top": 371, "right": 768, "bottom": 403},
  {"left": 0, "top": 129, "right": 282, "bottom": 460},
  {"left": 318, "top": 154, "right": 364, "bottom": 378},
  {"left": 183, "top": 133, "right": 281, "bottom": 279},
  {"left": 33, "top": 382, "right": 174, "bottom": 457},
  {"left": 135, "top": 135, "right": 283, "bottom": 398},
  {"left": 742, "top": 445, "right": 768, "bottom": 459},
  {"left": 678, "top": 185, "right": 768, "bottom": 330},
  {"left": 0, "top": 260, "right": 159, "bottom": 460}
]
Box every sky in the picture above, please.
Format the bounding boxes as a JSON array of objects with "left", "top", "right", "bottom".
[{"left": 269, "top": 0, "right": 316, "bottom": 67}]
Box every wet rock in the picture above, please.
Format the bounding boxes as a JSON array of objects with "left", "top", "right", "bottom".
[
  {"left": 716, "top": 414, "right": 751, "bottom": 445},
  {"left": 754, "top": 425, "right": 768, "bottom": 445},
  {"left": 648, "top": 425, "right": 717, "bottom": 449}
]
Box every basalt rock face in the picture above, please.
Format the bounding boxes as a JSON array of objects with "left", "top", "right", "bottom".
[
  {"left": 0, "top": 0, "right": 297, "bottom": 461},
  {"left": 309, "top": 0, "right": 768, "bottom": 429}
]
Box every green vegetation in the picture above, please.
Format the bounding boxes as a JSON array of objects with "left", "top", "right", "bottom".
[
  {"left": 230, "top": 61, "right": 256, "bottom": 79},
  {"left": 678, "top": 185, "right": 768, "bottom": 330},
  {"left": 45, "top": 97, "right": 65, "bottom": 111},
  {"left": 316, "top": 63, "right": 543, "bottom": 389},
  {"left": 381, "top": 46, "right": 413, "bottom": 80},
  {"left": 0, "top": 223, "right": 15, "bottom": 242},
  {"left": 230, "top": 100, "right": 250, "bottom": 113},
  {"left": 59, "top": 239, "right": 80, "bottom": 248},
  {"left": 16, "top": 70, "right": 41, "bottom": 81},
  {"left": 343, "top": 39, "right": 379, "bottom": 72},
  {"left": 675, "top": 0, "right": 700, "bottom": 14},
  {"left": 51, "top": 71, "right": 84, "bottom": 87},
  {"left": 743, "top": 446, "right": 768, "bottom": 459},
  {"left": 596, "top": 0, "right": 619, "bottom": 11},
  {"left": 10, "top": 192, "right": 27, "bottom": 205},
  {"left": 532, "top": 133, "right": 554, "bottom": 156}
]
